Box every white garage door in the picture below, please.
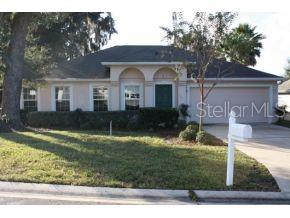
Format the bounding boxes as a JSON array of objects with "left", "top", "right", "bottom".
[{"left": 189, "top": 87, "right": 270, "bottom": 124}]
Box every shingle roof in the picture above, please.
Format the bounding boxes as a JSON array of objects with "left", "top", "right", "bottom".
[{"left": 45, "top": 45, "right": 283, "bottom": 80}]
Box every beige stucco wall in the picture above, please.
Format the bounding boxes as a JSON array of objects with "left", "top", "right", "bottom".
[
  {"left": 37, "top": 84, "right": 52, "bottom": 111},
  {"left": 109, "top": 65, "right": 187, "bottom": 110},
  {"left": 73, "top": 82, "right": 90, "bottom": 111},
  {"left": 34, "top": 65, "right": 279, "bottom": 125},
  {"left": 38, "top": 82, "right": 90, "bottom": 111}
]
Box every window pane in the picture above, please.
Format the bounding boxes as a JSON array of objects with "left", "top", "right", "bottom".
[
  {"left": 24, "top": 101, "right": 37, "bottom": 112},
  {"left": 55, "top": 87, "right": 70, "bottom": 101},
  {"left": 23, "top": 88, "right": 37, "bottom": 111},
  {"left": 23, "top": 88, "right": 36, "bottom": 100},
  {"left": 125, "top": 86, "right": 140, "bottom": 100},
  {"left": 93, "top": 100, "right": 108, "bottom": 111},
  {"left": 55, "top": 87, "right": 70, "bottom": 111},
  {"left": 125, "top": 85, "right": 140, "bottom": 110},
  {"left": 56, "top": 100, "right": 70, "bottom": 111},
  {"left": 93, "top": 87, "right": 108, "bottom": 111}
]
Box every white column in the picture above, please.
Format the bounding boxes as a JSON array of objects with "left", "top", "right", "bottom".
[
  {"left": 145, "top": 81, "right": 154, "bottom": 107},
  {"left": 177, "top": 81, "right": 187, "bottom": 106},
  {"left": 110, "top": 81, "right": 120, "bottom": 111}
]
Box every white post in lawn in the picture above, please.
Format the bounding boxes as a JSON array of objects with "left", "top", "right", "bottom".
[
  {"left": 227, "top": 110, "right": 253, "bottom": 186},
  {"left": 109, "top": 120, "right": 112, "bottom": 136}
]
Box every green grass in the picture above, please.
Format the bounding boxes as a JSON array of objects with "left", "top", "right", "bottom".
[{"left": 0, "top": 130, "right": 279, "bottom": 191}]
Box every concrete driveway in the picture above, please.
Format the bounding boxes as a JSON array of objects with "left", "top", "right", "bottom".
[{"left": 205, "top": 124, "right": 290, "bottom": 192}]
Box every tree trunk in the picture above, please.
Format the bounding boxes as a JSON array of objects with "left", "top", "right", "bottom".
[
  {"left": 198, "top": 82, "right": 205, "bottom": 132},
  {"left": 1, "top": 13, "right": 32, "bottom": 130}
]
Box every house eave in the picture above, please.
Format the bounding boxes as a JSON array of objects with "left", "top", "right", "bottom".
[
  {"left": 187, "top": 77, "right": 284, "bottom": 82},
  {"left": 101, "top": 61, "right": 186, "bottom": 66},
  {"left": 40, "top": 78, "right": 110, "bottom": 82}
]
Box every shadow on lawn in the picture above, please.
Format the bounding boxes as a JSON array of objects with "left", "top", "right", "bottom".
[{"left": 0, "top": 131, "right": 279, "bottom": 191}]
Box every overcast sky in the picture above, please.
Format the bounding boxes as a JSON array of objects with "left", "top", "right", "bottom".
[{"left": 104, "top": 12, "right": 290, "bottom": 76}]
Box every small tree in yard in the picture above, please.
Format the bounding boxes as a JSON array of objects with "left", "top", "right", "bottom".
[{"left": 162, "top": 12, "right": 264, "bottom": 131}]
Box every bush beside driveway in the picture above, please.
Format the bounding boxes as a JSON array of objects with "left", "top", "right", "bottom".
[{"left": 0, "top": 130, "right": 279, "bottom": 191}]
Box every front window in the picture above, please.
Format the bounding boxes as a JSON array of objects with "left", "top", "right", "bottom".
[
  {"left": 93, "top": 87, "right": 108, "bottom": 111},
  {"left": 55, "top": 86, "right": 70, "bottom": 111},
  {"left": 23, "top": 88, "right": 37, "bottom": 111},
  {"left": 125, "top": 85, "right": 140, "bottom": 110}
]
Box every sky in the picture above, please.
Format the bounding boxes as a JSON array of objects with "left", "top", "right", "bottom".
[{"left": 104, "top": 12, "right": 290, "bottom": 76}]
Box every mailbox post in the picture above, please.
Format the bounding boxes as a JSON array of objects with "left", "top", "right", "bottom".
[{"left": 226, "top": 111, "right": 252, "bottom": 186}]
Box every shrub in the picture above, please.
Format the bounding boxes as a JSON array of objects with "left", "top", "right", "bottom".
[
  {"left": 139, "top": 108, "right": 178, "bottom": 129},
  {"left": 27, "top": 110, "right": 139, "bottom": 129},
  {"left": 79, "top": 122, "right": 92, "bottom": 130},
  {"left": 179, "top": 123, "right": 199, "bottom": 141},
  {"left": 72, "top": 108, "right": 85, "bottom": 127},
  {"left": 187, "top": 121, "right": 198, "bottom": 125},
  {"left": 20, "top": 110, "right": 29, "bottom": 125},
  {"left": 275, "top": 105, "right": 287, "bottom": 120},
  {"left": 186, "top": 124, "right": 198, "bottom": 132},
  {"left": 81, "top": 111, "right": 139, "bottom": 130},
  {"left": 179, "top": 129, "right": 196, "bottom": 141},
  {"left": 26, "top": 108, "right": 178, "bottom": 130},
  {"left": 27, "top": 111, "right": 77, "bottom": 128},
  {"left": 177, "top": 119, "right": 187, "bottom": 130},
  {"left": 178, "top": 104, "right": 190, "bottom": 119},
  {"left": 196, "top": 131, "right": 215, "bottom": 145}
]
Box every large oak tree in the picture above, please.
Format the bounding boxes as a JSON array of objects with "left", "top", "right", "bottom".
[{"left": 0, "top": 12, "right": 116, "bottom": 130}]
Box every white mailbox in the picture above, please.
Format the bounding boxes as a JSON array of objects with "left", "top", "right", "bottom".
[
  {"left": 226, "top": 110, "right": 253, "bottom": 186},
  {"left": 229, "top": 123, "right": 252, "bottom": 141}
]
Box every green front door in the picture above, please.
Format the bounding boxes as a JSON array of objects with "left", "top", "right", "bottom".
[{"left": 155, "top": 84, "right": 172, "bottom": 108}]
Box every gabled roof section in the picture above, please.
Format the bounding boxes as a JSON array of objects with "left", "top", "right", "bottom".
[{"left": 44, "top": 45, "right": 283, "bottom": 80}]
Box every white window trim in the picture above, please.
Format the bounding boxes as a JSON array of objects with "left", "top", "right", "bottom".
[
  {"left": 21, "top": 87, "right": 38, "bottom": 111},
  {"left": 89, "top": 84, "right": 110, "bottom": 111},
  {"left": 37, "top": 87, "right": 41, "bottom": 111},
  {"left": 153, "top": 81, "right": 175, "bottom": 108},
  {"left": 51, "top": 84, "right": 73, "bottom": 111},
  {"left": 121, "top": 82, "right": 144, "bottom": 110},
  {"left": 20, "top": 90, "right": 24, "bottom": 110}
]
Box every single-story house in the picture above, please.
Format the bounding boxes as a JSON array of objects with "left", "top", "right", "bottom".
[
  {"left": 278, "top": 79, "right": 290, "bottom": 112},
  {"left": 14, "top": 45, "right": 284, "bottom": 124}
]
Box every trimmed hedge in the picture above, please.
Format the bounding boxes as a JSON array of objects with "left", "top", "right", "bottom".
[
  {"left": 26, "top": 108, "right": 179, "bottom": 130},
  {"left": 27, "top": 111, "right": 78, "bottom": 128},
  {"left": 139, "top": 108, "right": 178, "bottom": 129}
]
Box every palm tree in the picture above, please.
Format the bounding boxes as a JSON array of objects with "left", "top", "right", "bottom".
[{"left": 222, "top": 23, "right": 265, "bottom": 66}]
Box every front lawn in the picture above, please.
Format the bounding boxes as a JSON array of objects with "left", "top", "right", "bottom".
[{"left": 0, "top": 130, "right": 279, "bottom": 191}]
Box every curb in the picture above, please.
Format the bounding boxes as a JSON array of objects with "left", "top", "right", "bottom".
[
  {"left": 194, "top": 190, "right": 290, "bottom": 201},
  {"left": 0, "top": 181, "right": 190, "bottom": 201}
]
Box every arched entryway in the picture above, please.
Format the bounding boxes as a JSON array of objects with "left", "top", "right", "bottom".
[
  {"left": 119, "top": 68, "right": 145, "bottom": 110},
  {"left": 153, "top": 67, "right": 178, "bottom": 108}
]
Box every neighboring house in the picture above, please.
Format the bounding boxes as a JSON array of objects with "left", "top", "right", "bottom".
[
  {"left": 278, "top": 79, "right": 290, "bottom": 112},
  {"left": 12, "top": 45, "right": 284, "bottom": 124}
]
